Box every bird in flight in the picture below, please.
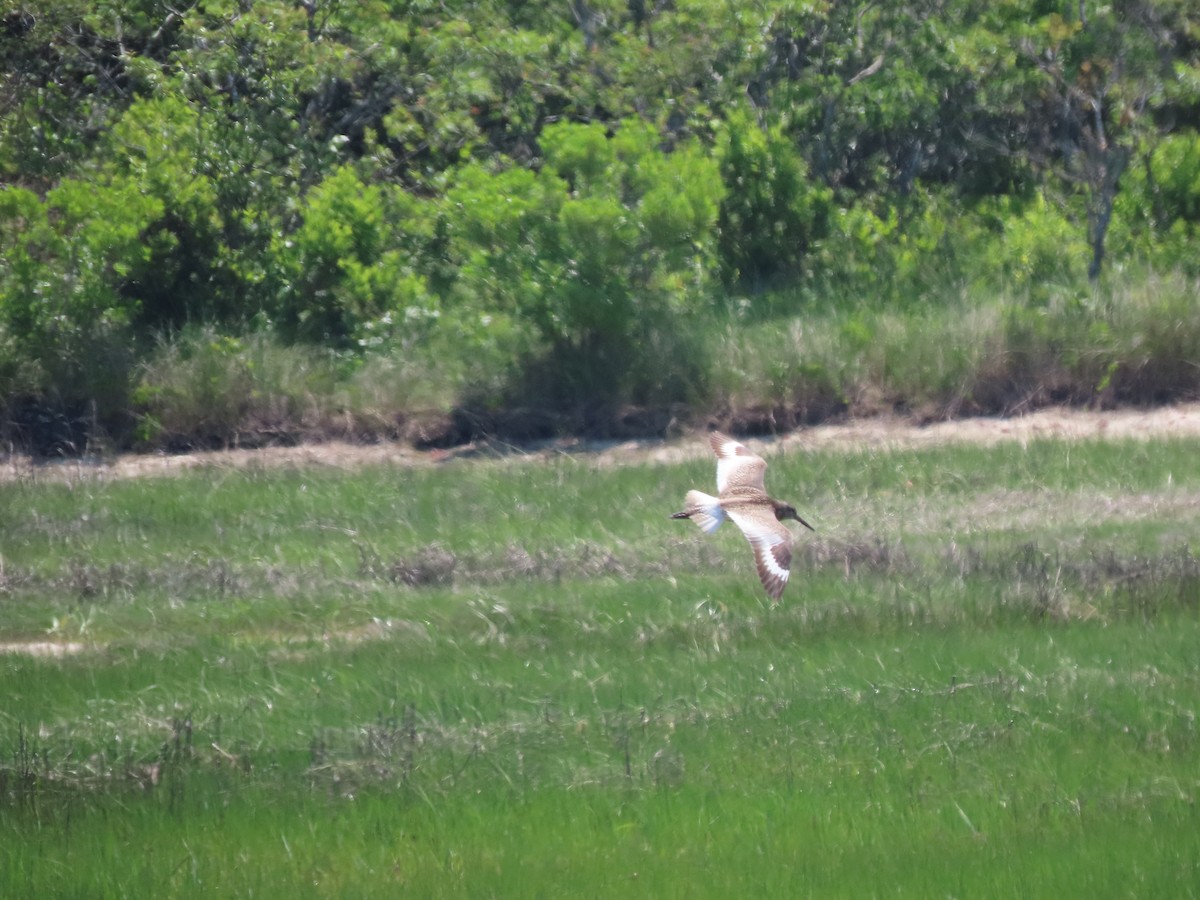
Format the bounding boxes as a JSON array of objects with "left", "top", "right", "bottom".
[{"left": 671, "top": 431, "right": 814, "bottom": 602}]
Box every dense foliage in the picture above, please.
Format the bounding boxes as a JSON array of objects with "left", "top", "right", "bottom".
[{"left": 1, "top": 1, "right": 1199, "bottom": 450}]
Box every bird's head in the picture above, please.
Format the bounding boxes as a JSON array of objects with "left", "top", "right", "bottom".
[{"left": 773, "top": 501, "right": 815, "bottom": 531}]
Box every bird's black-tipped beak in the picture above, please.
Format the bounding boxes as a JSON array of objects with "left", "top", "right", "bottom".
[{"left": 792, "top": 511, "right": 815, "bottom": 531}]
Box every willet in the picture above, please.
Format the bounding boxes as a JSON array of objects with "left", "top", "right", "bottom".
[{"left": 672, "top": 431, "right": 814, "bottom": 601}]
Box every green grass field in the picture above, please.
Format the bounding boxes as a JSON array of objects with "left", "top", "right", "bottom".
[{"left": 2, "top": 433, "right": 1199, "bottom": 897}]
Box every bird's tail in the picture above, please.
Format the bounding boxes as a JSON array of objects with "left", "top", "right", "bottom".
[{"left": 671, "top": 490, "right": 725, "bottom": 535}]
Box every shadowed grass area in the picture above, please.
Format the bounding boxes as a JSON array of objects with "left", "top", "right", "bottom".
[{"left": 2, "top": 436, "right": 1200, "bottom": 896}]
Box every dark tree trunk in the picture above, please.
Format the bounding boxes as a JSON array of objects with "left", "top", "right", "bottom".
[{"left": 1087, "top": 145, "right": 1130, "bottom": 282}]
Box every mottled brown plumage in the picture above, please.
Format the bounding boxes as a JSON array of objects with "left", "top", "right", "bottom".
[{"left": 671, "top": 432, "right": 814, "bottom": 601}]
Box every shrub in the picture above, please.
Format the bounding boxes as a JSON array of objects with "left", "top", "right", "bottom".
[
  {"left": 270, "top": 166, "right": 439, "bottom": 348},
  {"left": 444, "top": 118, "right": 724, "bottom": 415},
  {"left": 1148, "top": 130, "right": 1200, "bottom": 224},
  {"left": 716, "top": 109, "right": 832, "bottom": 290},
  {"left": 0, "top": 178, "right": 158, "bottom": 445},
  {"left": 978, "top": 193, "right": 1090, "bottom": 297},
  {"left": 101, "top": 96, "right": 227, "bottom": 328}
]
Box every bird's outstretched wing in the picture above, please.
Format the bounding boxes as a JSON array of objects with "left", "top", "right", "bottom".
[
  {"left": 709, "top": 432, "right": 767, "bottom": 496},
  {"left": 725, "top": 507, "right": 793, "bottom": 601}
]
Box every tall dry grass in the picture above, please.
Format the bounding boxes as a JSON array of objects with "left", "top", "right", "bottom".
[
  {"left": 84, "top": 270, "right": 1200, "bottom": 452},
  {"left": 709, "top": 270, "right": 1200, "bottom": 425}
]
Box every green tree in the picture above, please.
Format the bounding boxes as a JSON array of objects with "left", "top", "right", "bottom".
[
  {"left": 1011, "top": 2, "right": 1200, "bottom": 279},
  {"left": 0, "top": 1, "right": 181, "bottom": 185},
  {"left": 445, "top": 118, "right": 724, "bottom": 409},
  {"left": 271, "top": 165, "right": 437, "bottom": 348},
  {"left": 0, "top": 176, "right": 161, "bottom": 428},
  {"left": 716, "top": 108, "right": 832, "bottom": 289}
]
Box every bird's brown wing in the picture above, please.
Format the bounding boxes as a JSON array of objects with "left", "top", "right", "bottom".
[
  {"left": 724, "top": 507, "right": 793, "bottom": 602},
  {"left": 709, "top": 432, "right": 768, "bottom": 495}
]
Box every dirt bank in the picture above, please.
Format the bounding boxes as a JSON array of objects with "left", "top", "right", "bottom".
[{"left": 5, "top": 404, "right": 1200, "bottom": 484}]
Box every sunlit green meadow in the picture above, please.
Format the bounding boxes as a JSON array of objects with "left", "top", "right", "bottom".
[{"left": 2, "top": 434, "right": 1199, "bottom": 897}]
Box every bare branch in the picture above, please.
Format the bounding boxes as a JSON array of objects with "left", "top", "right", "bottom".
[{"left": 847, "top": 54, "right": 884, "bottom": 86}]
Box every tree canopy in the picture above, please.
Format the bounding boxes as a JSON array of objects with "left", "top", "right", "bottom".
[{"left": 2, "top": 1, "right": 1199, "bottom": 448}]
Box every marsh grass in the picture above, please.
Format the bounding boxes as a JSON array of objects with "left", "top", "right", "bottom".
[
  {"left": 131, "top": 326, "right": 462, "bottom": 450},
  {"left": 711, "top": 270, "right": 1200, "bottom": 425},
  {"left": 46, "top": 269, "right": 1196, "bottom": 453},
  {"left": 3, "top": 437, "right": 1200, "bottom": 896}
]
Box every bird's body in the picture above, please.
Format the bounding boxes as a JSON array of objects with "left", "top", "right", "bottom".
[{"left": 672, "top": 431, "right": 813, "bottom": 601}]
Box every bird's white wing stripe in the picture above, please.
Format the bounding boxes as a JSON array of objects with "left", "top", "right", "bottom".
[
  {"left": 712, "top": 433, "right": 749, "bottom": 494},
  {"left": 758, "top": 540, "right": 790, "bottom": 583},
  {"left": 710, "top": 434, "right": 746, "bottom": 459},
  {"left": 715, "top": 453, "right": 767, "bottom": 494},
  {"left": 726, "top": 510, "right": 792, "bottom": 599},
  {"left": 710, "top": 433, "right": 769, "bottom": 494},
  {"left": 714, "top": 456, "right": 738, "bottom": 494}
]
